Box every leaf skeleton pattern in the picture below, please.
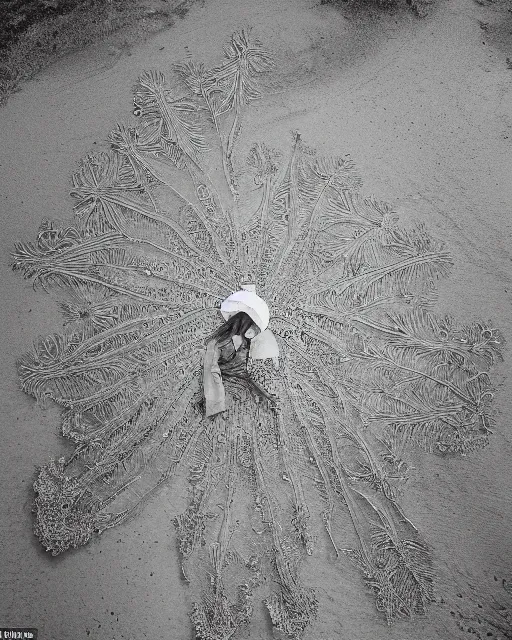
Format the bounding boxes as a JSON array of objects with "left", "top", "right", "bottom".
[{"left": 11, "top": 28, "right": 505, "bottom": 640}]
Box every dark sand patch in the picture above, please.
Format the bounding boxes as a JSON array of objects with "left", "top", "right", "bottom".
[{"left": 0, "top": 0, "right": 199, "bottom": 106}]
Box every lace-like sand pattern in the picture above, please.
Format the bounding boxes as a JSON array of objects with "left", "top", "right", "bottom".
[{"left": 12, "top": 30, "right": 504, "bottom": 640}]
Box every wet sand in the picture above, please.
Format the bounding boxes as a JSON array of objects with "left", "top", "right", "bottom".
[{"left": 1, "top": 0, "right": 512, "bottom": 637}]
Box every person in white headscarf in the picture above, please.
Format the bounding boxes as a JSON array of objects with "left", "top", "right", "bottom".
[{"left": 203, "top": 288, "right": 279, "bottom": 417}]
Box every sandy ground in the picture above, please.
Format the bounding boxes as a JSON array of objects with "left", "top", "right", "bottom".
[{"left": 1, "top": 0, "right": 512, "bottom": 638}]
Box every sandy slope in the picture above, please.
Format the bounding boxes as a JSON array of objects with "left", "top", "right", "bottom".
[{"left": 1, "top": 0, "right": 512, "bottom": 638}]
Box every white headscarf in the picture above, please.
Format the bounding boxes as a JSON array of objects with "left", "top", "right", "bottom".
[{"left": 220, "top": 289, "right": 270, "bottom": 339}]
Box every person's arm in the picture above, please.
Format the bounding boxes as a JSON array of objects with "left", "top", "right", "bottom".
[
  {"left": 203, "top": 339, "right": 226, "bottom": 417},
  {"left": 247, "top": 377, "right": 277, "bottom": 406}
]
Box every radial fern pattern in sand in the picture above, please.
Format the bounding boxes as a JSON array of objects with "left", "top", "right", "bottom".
[{"left": 11, "top": 29, "right": 504, "bottom": 640}]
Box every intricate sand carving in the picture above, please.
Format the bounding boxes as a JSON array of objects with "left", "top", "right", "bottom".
[{"left": 12, "top": 29, "right": 504, "bottom": 640}]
